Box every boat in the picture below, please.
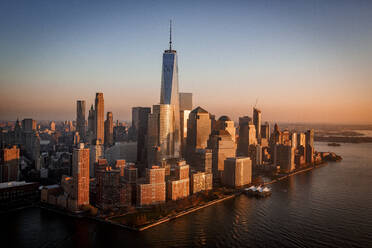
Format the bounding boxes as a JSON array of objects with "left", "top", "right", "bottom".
[{"left": 244, "top": 185, "right": 272, "bottom": 197}]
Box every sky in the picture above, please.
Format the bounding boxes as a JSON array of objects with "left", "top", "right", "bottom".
[{"left": 0, "top": 0, "right": 371, "bottom": 124}]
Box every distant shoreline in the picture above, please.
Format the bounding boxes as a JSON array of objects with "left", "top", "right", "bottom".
[{"left": 315, "top": 136, "right": 372, "bottom": 143}]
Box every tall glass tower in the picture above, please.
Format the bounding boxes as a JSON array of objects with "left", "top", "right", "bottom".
[{"left": 159, "top": 20, "right": 181, "bottom": 159}]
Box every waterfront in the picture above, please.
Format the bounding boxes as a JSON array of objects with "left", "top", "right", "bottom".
[{"left": 2, "top": 142, "right": 372, "bottom": 248}]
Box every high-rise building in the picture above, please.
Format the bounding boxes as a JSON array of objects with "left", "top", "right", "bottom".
[
  {"left": 147, "top": 104, "right": 177, "bottom": 166},
  {"left": 167, "top": 160, "right": 190, "bottom": 201},
  {"left": 223, "top": 157, "right": 252, "bottom": 187},
  {"left": 179, "top": 92, "right": 193, "bottom": 111},
  {"left": 88, "top": 105, "right": 95, "bottom": 144},
  {"left": 0, "top": 146, "right": 19, "bottom": 183},
  {"left": 22, "top": 119, "right": 36, "bottom": 132},
  {"left": 71, "top": 143, "right": 90, "bottom": 209},
  {"left": 94, "top": 93, "right": 104, "bottom": 144},
  {"left": 215, "top": 116, "right": 236, "bottom": 143},
  {"left": 90, "top": 139, "right": 104, "bottom": 178},
  {"left": 137, "top": 166, "right": 166, "bottom": 206},
  {"left": 275, "top": 144, "right": 295, "bottom": 173},
  {"left": 237, "top": 116, "right": 257, "bottom": 156},
  {"left": 50, "top": 121, "right": 56, "bottom": 132},
  {"left": 159, "top": 21, "right": 181, "bottom": 159},
  {"left": 76, "top": 100, "right": 86, "bottom": 140},
  {"left": 305, "top": 129, "right": 314, "bottom": 164},
  {"left": 253, "top": 108, "right": 261, "bottom": 143},
  {"left": 180, "top": 109, "right": 191, "bottom": 158},
  {"left": 186, "top": 107, "right": 212, "bottom": 164},
  {"left": 260, "top": 122, "right": 270, "bottom": 146},
  {"left": 208, "top": 130, "right": 236, "bottom": 181},
  {"left": 135, "top": 107, "right": 151, "bottom": 163},
  {"left": 104, "top": 112, "right": 114, "bottom": 146}
]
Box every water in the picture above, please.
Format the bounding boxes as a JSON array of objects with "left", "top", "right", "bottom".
[{"left": 2, "top": 142, "right": 372, "bottom": 248}]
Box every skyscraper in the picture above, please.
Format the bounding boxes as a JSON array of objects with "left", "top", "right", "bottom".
[
  {"left": 136, "top": 107, "right": 151, "bottom": 163},
  {"left": 237, "top": 116, "right": 257, "bottom": 156},
  {"left": 159, "top": 20, "right": 181, "bottom": 158},
  {"left": 253, "top": 108, "right": 261, "bottom": 143},
  {"left": 72, "top": 143, "right": 90, "bottom": 209},
  {"left": 76, "top": 100, "right": 86, "bottom": 140},
  {"left": 186, "top": 107, "right": 212, "bottom": 163},
  {"left": 95, "top": 93, "right": 104, "bottom": 144},
  {"left": 87, "top": 105, "right": 95, "bottom": 144},
  {"left": 104, "top": 112, "right": 114, "bottom": 146}
]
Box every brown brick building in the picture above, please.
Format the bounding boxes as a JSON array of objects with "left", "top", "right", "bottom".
[
  {"left": 137, "top": 166, "right": 166, "bottom": 206},
  {"left": 72, "top": 143, "right": 90, "bottom": 210}
]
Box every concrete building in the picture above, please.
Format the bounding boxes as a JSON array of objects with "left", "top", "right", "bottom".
[
  {"left": 275, "top": 144, "right": 295, "bottom": 173},
  {"left": 167, "top": 161, "right": 190, "bottom": 201},
  {"left": 104, "top": 112, "right": 114, "bottom": 147},
  {"left": 137, "top": 166, "right": 166, "bottom": 206},
  {"left": 306, "top": 129, "right": 314, "bottom": 164},
  {"left": 89, "top": 139, "right": 104, "bottom": 178},
  {"left": 260, "top": 122, "right": 270, "bottom": 146},
  {"left": 179, "top": 92, "right": 193, "bottom": 111},
  {"left": 50, "top": 121, "right": 56, "bottom": 132},
  {"left": 190, "top": 148, "right": 212, "bottom": 173},
  {"left": 87, "top": 105, "right": 95, "bottom": 144},
  {"left": 94, "top": 93, "right": 104, "bottom": 144},
  {"left": 216, "top": 116, "right": 236, "bottom": 143},
  {"left": 72, "top": 143, "right": 90, "bottom": 210},
  {"left": 0, "top": 146, "right": 19, "bottom": 183},
  {"left": 95, "top": 162, "right": 130, "bottom": 209},
  {"left": 223, "top": 157, "right": 252, "bottom": 188},
  {"left": 190, "top": 171, "right": 213, "bottom": 194},
  {"left": 208, "top": 130, "right": 236, "bottom": 181},
  {"left": 135, "top": 107, "right": 151, "bottom": 163},
  {"left": 237, "top": 116, "right": 257, "bottom": 157},
  {"left": 186, "top": 107, "right": 212, "bottom": 164},
  {"left": 76, "top": 100, "right": 86, "bottom": 140},
  {"left": 0, "top": 181, "right": 39, "bottom": 210},
  {"left": 253, "top": 108, "right": 261, "bottom": 143},
  {"left": 22, "top": 119, "right": 36, "bottom": 132},
  {"left": 180, "top": 109, "right": 191, "bottom": 159}
]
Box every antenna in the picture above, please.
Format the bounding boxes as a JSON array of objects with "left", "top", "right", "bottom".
[
  {"left": 254, "top": 98, "right": 259, "bottom": 108},
  {"left": 169, "top": 19, "right": 172, "bottom": 50}
]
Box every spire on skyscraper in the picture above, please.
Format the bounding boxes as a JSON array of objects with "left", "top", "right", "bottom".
[{"left": 169, "top": 19, "right": 172, "bottom": 51}]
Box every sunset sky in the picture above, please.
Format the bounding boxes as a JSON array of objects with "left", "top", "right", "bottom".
[{"left": 0, "top": 0, "right": 371, "bottom": 124}]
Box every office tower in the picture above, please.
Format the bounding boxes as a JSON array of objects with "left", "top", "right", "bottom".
[
  {"left": 291, "top": 132, "right": 297, "bottom": 148},
  {"left": 237, "top": 116, "right": 257, "bottom": 156},
  {"left": 72, "top": 143, "right": 90, "bottom": 209},
  {"left": 135, "top": 107, "right": 151, "bottom": 162},
  {"left": 223, "top": 157, "right": 252, "bottom": 187},
  {"left": 50, "top": 121, "right": 56, "bottom": 132},
  {"left": 192, "top": 148, "right": 212, "bottom": 173},
  {"left": 94, "top": 93, "right": 104, "bottom": 143},
  {"left": 22, "top": 119, "right": 36, "bottom": 132},
  {"left": 208, "top": 130, "right": 236, "bottom": 181},
  {"left": 159, "top": 21, "right": 181, "bottom": 159},
  {"left": 186, "top": 107, "right": 212, "bottom": 163},
  {"left": 104, "top": 112, "right": 114, "bottom": 146},
  {"left": 147, "top": 104, "right": 177, "bottom": 166},
  {"left": 260, "top": 122, "right": 270, "bottom": 146},
  {"left": 179, "top": 92, "right": 193, "bottom": 111},
  {"left": 137, "top": 166, "right": 166, "bottom": 206},
  {"left": 216, "top": 116, "right": 236, "bottom": 143},
  {"left": 0, "top": 146, "right": 19, "bottom": 183},
  {"left": 131, "top": 107, "right": 141, "bottom": 140},
  {"left": 90, "top": 139, "right": 104, "bottom": 178},
  {"left": 253, "top": 108, "right": 261, "bottom": 143},
  {"left": 167, "top": 161, "right": 190, "bottom": 200},
  {"left": 76, "top": 100, "right": 86, "bottom": 140},
  {"left": 275, "top": 144, "right": 295, "bottom": 173},
  {"left": 297, "top": 133, "right": 306, "bottom": 147},
  {"left": 305, "top": 129, "right": 314, "bottom": 164},
  {"left": 180, "top": 109, "right": 191, "bottom": 158},
  {"left": 88, "top": 105, "right": 95, "bottom": 144}
]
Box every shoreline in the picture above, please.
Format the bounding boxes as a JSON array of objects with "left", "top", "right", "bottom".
[{"left": 11, "top": 160, "right": 336, "bottom": 231}]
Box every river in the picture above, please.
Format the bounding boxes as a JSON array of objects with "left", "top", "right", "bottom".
[{"left": 3, "top": 142, "right": 372, "bottom": 247}]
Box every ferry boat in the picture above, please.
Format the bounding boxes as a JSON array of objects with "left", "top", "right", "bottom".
[{"left": 244, "top": 185, "right": 272, "bottom": 197}]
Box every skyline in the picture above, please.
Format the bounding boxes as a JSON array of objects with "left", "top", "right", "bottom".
[{"left": 1, "top": 0, "right": 372, "bottom": 124}]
